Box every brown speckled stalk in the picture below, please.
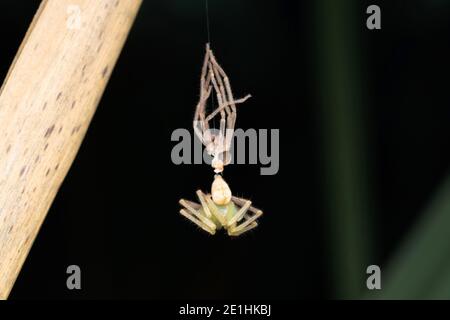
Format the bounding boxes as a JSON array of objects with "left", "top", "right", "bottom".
[{"left": 0, "top": 0, "right": 142, "bottom": 299}]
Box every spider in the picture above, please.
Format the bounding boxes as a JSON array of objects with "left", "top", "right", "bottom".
[
  {"left": 179, "top": 175, "right": 263, "bottom": 236},
  {"left": 179, "top": 44, "right": 264, "bottom": 236}
]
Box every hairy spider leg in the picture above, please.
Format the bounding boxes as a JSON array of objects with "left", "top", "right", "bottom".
[
  {"left": 196, "top": 190, "right": 213, "bottom": 218},
  {"left": 227, "top": 199, "right": 252, "bottom": 227},
  {"left": 208, "top": 60, "right": 227, "bottom": 165},
  {"left": 227, "top": 196, "right": 263, "bottom": 236},
  {"left": 208, "top": 53, "right": 229, "bottom": 149},
  {"left": 179, "top": 209, "right": 215, "bottom": 235},
  {"left": 232, "top": 196, "right": 264, "bottom": 217},
  {"left": 193, "top": 44, "right": 213, "bottom": 147},
  {"left": 229, "top": 211, "right": 262, "bottom": 235},
  {"left": 228, "top": 222, "right": 258, "bottom": 236},
  {"left": 179, "top": 199, "right": 216, "bottom": 235},
  {"left": 204, "top": 194, "right": 227, "bottom": 227},
  {"left": 209, "top": 49, "right": 238, "bottom": 158}
]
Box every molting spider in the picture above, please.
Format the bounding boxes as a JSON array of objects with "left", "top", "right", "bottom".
[
  {"left": 179, "top": 44, "right": 263, "bottom": 236},
  {"left": 179, "top": 175, "right": 263, "bottom": 236}
]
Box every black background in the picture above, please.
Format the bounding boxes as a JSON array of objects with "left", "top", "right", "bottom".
[{"left": 0, "top": 0, "right": 449, "bottom": 299}]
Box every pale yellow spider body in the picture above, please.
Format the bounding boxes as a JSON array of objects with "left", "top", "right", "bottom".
[{"left": 179, "top": 175, "right": 263, "bottom": 236}]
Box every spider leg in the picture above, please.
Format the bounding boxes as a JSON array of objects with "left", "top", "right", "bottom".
[
  {"left": 209, "top": 50, "right": 233, "bottom": 120},
  {"left": 204, "top": 95, "right": 251, "bottom": 123},
  {"left": 232, "top": 196, "right": 263, "bottom": 216},
  {"left": 208, "top": 50, "right": 238, "bottom": 121},
  {"left": 193, "top": 86, "right": 212, "bottom": 146},
  {"left": 202, "top": 43, "right": 211, "bottom": 79},
  {"left": 179, "top": 209, "right": 216, "bottom": 235},
  {"left": 228, "top": 222, "right": 258, "bottom": 237},
  {"left": 180, "top": 199, "right": 201, "bottom": 210},
  {"left": 179, "top": 199, "right": 217, "bottom": 233},
  {"left": 204, "top": 194, "right": 227, "bottom": 227},
  {"left": 227, "top": 199, "right": 252, "bottom": 227},
  {"left": 193, "top": 44, "right": 214, "bottom": 147},
  {"left": 209, "top": 55, "right": 233, "bottom": 163},
  {"left": 196, "top": 190, "right": 213, "bottom": 218},
  {"left": 208, "top": 47, "right": 252, "bottom": 165},
  {"left": 208, "top": 61, "right": 227, "bottom": 157},
  {"left": 194, "top": 45, "right": 210, "bottom": 122},
  {"left": 230, "top": 209, "right": 263, "bottom": 235},
  {"left": 227, "top": 196, "right": 263, "bottom": 236}
]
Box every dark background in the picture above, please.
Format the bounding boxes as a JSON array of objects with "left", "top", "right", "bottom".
[{"left": 0, "top": 0, "right": 449, "bottom": 299}]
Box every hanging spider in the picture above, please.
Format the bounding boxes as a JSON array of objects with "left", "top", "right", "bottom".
[{"left": 179, "top": 44, "right": 263, "bottom": 236}]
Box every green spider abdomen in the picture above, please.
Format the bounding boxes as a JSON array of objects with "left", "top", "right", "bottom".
[{"left": 201, "top": 201, "right": 238, "bottom": 229}]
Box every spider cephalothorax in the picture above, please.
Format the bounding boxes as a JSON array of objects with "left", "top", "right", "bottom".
[
  {"left": 179, "top": 175, "right": 263, "bottom": 236},
  {"left": 179, "top": 44, "right": 263, "bottom": 236}
]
